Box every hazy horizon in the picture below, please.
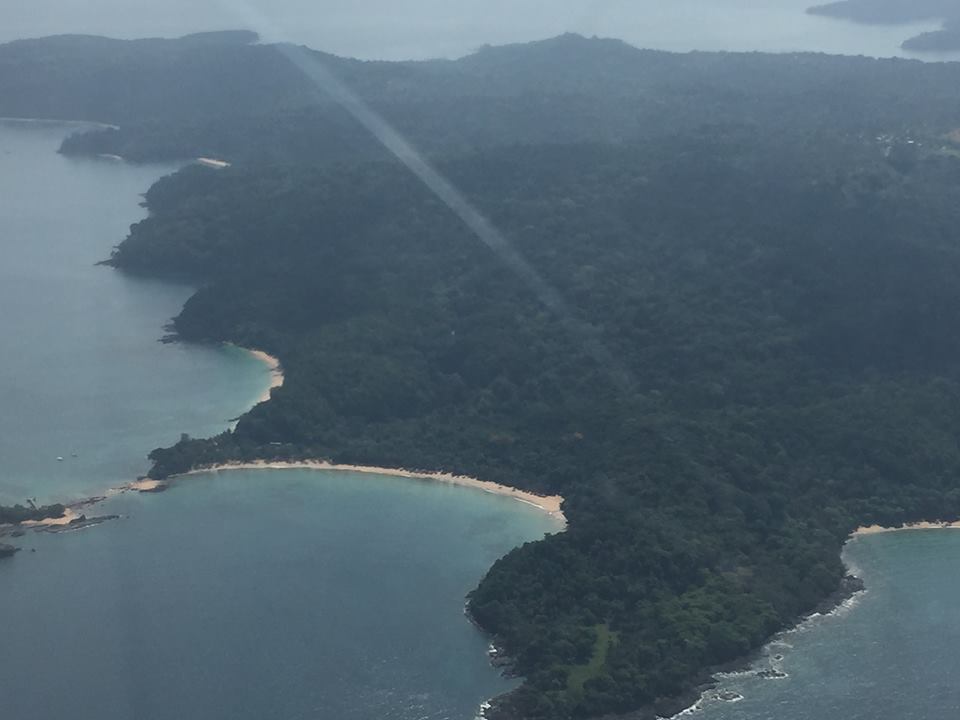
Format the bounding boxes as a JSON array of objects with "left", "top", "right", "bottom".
[{"left": 2, "top": 0, "right": 956, "bottom": 61}]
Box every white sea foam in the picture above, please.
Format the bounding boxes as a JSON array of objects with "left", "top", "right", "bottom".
[
  {"left": 668, "top": 698, "right": 704, "bottom": 717},
  {"left": 713, "top": 669, "right": 755, "bottom": 680},
  {"left": 670, "top": 577, "right": 867, "bottom": 719}
]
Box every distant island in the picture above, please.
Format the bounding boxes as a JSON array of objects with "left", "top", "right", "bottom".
[
  {"left": 7, "top": 30, "right": 960, "bottom": 720},
  {"left": 902, "top": 21, "right": 960, "bottom": 52},
  {"left": 808, "top": 0, "right": 960, "bottom": 52}
]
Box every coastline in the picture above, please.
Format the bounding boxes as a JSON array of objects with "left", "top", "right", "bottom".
[
  {"left": 176, "top": 460, "right": 567, "bottom": 524},
  {"left": 242, "top": 347, "right": 284, "bottom": 404},
  {"left": 853, "top": 520, "right": 960, "bottom": 536},
  {"left": 660, "top": 578, "right": 865, "bottom": 720},
  {"left": 667, "top": 522, "right": 960, "bottom": 718}
]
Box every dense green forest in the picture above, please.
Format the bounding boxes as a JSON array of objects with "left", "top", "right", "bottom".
[
  {"left": 8, "top": 30, "right": 960, "bottom": 719},
  {"left": 117, "top": 135, "right": 960, "bottom": 717}
]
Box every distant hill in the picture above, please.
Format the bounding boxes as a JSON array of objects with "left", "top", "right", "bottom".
[
  {"left": 3, "top": 31, "right": 960, "bottom": 164},
  {"left": 902, "top": 21, "right": 960, "bottom": 52},
  {"left": 808, "top": 0, "right": 960, "bottom": 53},
  {"left": 0, "top": 31, "right": 318, "bottom": 126}
]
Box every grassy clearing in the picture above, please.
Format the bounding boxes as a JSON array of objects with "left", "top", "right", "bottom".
[{"left": 566, "top": 624, "right": 617, "bottom": 694}]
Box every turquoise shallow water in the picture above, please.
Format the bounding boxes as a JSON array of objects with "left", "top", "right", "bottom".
[
  {"left": 0, "top": 470, "right": 561, "bottom": 719},
  {"left": 0, "top": 122, "right": 271, "bottom": 504},
  {"left": 692, "top": 530, "right": 960, "bottom": 719}
]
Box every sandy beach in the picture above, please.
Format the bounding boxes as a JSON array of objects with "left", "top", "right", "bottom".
[
  {"left": 179, "top": 460, "right": 567, "bottom": 524},
  {"left": 196, "top": 157, "right": 231, "bottom": 169},
  {"left": 243, "top": 348, "right": 284, "bottom": 404},
  {"left": 21, "top": 507, "right": 84, "bottom": 528},
  {"left": 853, "top": 520, "right": 960, "bottom": 536},
  {"left": 7, "top": 346, "right": 560, "bottom": 533},
  {"left": 125, "top": 479, "right": 168, "bottom": 493}
]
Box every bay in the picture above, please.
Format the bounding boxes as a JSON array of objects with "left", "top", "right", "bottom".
[{"left": 0, "top": 469, "right": 562, "bottom": 719}]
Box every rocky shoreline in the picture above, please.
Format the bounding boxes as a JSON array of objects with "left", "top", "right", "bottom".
[
  {"left": 480, "top": 573, "right": 865, "bottom": 720},
  {"left": 0, "top": 543, "right": 19, "bottom": 559},
  {"left": 0, "top": 498, "right": 124, "bottom": 557}
]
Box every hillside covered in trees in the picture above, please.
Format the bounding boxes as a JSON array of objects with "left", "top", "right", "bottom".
[
  {"left": 8, "top": 30, "right": 960, "bottom": 719},
  {"left": 119, "top": 134, "right": 960, "bottom": 718}
]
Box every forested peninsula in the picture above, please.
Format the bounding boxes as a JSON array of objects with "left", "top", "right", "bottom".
[{"left": 6, "top": 30, "right": 960, "bottom": 719}]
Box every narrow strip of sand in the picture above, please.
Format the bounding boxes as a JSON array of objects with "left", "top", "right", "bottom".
[
  {"left": 10, "top": 349, "right": 561, "bottom": 533},
  {"left": 196, "top": 157, "right": 231, "bottom": 169},
  {"left": 853, "top": 520, "right": 960, "bottom": 536},
  {"left": 179, "top": 460, "right": 567, "bottom": 525},
  {"left": 242, "top": 348, "right": 284, "bottom": 404}
]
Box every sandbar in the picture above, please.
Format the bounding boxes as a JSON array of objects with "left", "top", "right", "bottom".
[
  {"left": 196, "top": 157, "right": 231, "bottom": 169},
  {"left": 125, "top": 479, "right": 168, "bottom": 493},
  {"left": 20, "top": 507, "right": 83, "bottom": 528}
]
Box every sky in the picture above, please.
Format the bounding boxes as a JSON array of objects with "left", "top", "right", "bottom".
[{"left": 1, "top": 0, "right": 955, "bottom": 60}]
